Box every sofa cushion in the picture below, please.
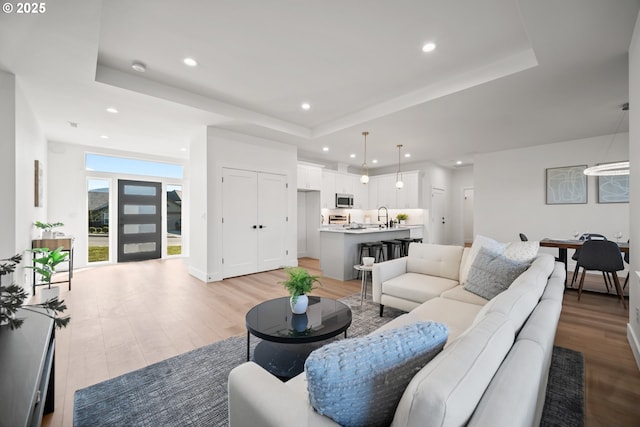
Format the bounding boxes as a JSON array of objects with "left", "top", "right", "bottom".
[
  {"left": 464, "top": 247, "right": 531, "bottom": 300},
  {"left": 406, "top": 243, "right": 464, "bottom": 282},
  {"left": 440, "top": 285, "right": 490, "bottom": 306},
  {"left": 459, "top": 235, "right": 507, "bottom": 284},
  {"left": 503, "top": 241, "right": 540, "bottom": 263},
  {"left": 305, "top": 321, "right": 448, "bottom": 427},
  {"left": 391, "top": 312, "right": 515, "bottom": 427},
  {"left": 410, "top": 297, "right": 484, "bottom": 342},
  {"left": 383, "top": 273, "right": 458, "bottom": 304}
]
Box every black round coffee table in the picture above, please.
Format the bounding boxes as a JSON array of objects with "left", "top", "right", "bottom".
[{"left": 246, "top": 296, "right": 352, "bottom": 379}]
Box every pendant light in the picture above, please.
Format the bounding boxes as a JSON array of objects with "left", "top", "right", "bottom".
[
  {"left": 360, "top": 131, "right": 369, "bottom": 184},
  {"left": 395, "top": 144, "right": 404, "bottom": 189},
  {"left": 584, "top": 103, "right": 630, "bottom": 176}
]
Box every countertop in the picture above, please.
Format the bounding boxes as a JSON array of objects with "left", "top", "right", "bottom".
[{"left": 319, "top": 225, "right": 423, "bottom": 234}]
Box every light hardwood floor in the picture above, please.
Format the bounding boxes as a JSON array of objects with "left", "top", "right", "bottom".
[{"left": 39, "top": 258, "right": 639, "bottom": 427}]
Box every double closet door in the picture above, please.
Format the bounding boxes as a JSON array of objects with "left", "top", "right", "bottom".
[{"left": 222, "top": 168, "right": 288, "bottom": 278}]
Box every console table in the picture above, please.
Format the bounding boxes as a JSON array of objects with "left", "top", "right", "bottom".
[
  {"left": 31, "top": 237, "right": 74, "bottom": 295},
  {"left": 0, "top": 308, "right": 55, "bottom": 427}
]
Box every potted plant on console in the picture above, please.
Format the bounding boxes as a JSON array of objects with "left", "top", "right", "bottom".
[
  {"left": 34, "top": 221, "right": 64, "bottom": 239},
  {"left": 28, "top": 247, "right": 69, "bottom": 289},
  {"left": 396, "top": 213, "right": 408, "bottom": 225},
  {"left": 281, "top": 267, "right": 321, "bottom": 314}
]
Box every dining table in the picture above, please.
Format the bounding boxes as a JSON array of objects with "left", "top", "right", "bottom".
[{"left": 539, "top": 238, "right": 629, "bottom": 287}]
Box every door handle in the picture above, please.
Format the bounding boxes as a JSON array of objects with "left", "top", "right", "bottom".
[
  {"left": 252, "top": 225, "right": 257, "bottom": 229},
  {"left": 259, "top": 225, "right": 266, "bottom": 229}
]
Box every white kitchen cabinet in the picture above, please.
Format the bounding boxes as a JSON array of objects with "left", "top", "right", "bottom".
[
  {"left": 376, "top": 174, "right": 397, "bottom": 208},
  {"left": 222, "top": 168, "right": 287, "bottom": 278},
  {"left": 334, "top": 173, "right": 353, "bottom": 195},
  {"left": 367, "top": 177, "right": 379, "bottom": 209},
  {"left": 352, "top": 175, "right": 369, "bottom": 209},
  {"left": 396, "top": 171, "right": 420, "bottom": 209},
  {"left": 321, "top": 170, "right": 336, "bottom": 209},
  {"left": 297, "top": 164, "right": 322, "bottom": 191}
]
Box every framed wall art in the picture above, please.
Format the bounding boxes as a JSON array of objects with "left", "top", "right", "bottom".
[
  {"left": 545, "top": 165, "right": 587, "bottom": 204},
  {"left": 597, "top": 174, "right": 629, "bottom": 203}
]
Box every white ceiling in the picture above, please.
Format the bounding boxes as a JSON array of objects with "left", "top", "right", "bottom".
[{"left": 0, "top": 0, "right": 638, "bottom": 169}]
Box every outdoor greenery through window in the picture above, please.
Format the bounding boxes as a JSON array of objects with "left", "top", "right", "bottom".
[
  {"left": 167, "top": 185, "right": 182, "bottom": 255},
  {"left": 88, "top": 179, "right": 110, "bottom": 262}
]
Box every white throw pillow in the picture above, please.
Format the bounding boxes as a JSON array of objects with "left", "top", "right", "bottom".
[
  {"left": 503, "top": 241, "right": 540, "bottom": 263},
  {"left": 459, "top": 235, "right": 506, "bottom": 285}
]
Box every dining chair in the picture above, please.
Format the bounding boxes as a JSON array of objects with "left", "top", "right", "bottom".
[
  {"left": 576, "top": 239, "right": 626, "bottom": 309},
  {"left": 570, "top": 233, "right": 607, "bottom": 288},
  {"left": 623, "top": 241, "right": 630, "bottom": 290},
  {"left": 519, "top": 233, "right": 528, "bottom": 242}
]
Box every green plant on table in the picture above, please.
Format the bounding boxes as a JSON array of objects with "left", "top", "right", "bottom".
[
  {"left": 34, "top": 221, "right": 64, "bottom": 232},
  {"left": 280, "top": 267, "right": 321, "bottom": 305},
  {"left": 396, "top": 213, "right": 408, "bottom": 221}
]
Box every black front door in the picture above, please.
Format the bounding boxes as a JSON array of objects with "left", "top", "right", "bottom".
[{"left": 117, "top": 180, "right": 162, "bottom": 262}]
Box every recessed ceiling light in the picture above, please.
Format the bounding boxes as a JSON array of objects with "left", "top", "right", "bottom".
[
  {"left": 404, "top": 153, "right": 411, "bottom": 158},
  {"left": 372, "top": 159, "right": 378, "bottom": 164},
  {"left": 301, "top": 102, "right": 311, "bottom": 110},
  {"left": 350, "top": 154, "right": 356, "bottom": 158},
  {"left": 183, "top": 57, "right": 198, "bottom": 67},
  {"left": 106, "top": 107, "right": 118, "bottom": 114},
  {"left": 131, "top": 61, "right": 146, "bottom": 72},
  {"left": 100, "top": 135, "right": 109, "bottom": 139},
  {"left": 322, "top": 147, "right": 329, "bottom": 152},
  {"left": 422, "top": 42, "right": 437, "bottom": 53},
  {"left": 456, "top": 160, "right": 463, "bottom": 165},
  {"left": 180, "top": 147, "right": 187, "bottom": 152}
]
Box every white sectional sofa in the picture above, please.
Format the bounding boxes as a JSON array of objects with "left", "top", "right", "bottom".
[{"left": 228, "top": 242, "right": 565, "bottom": 427}]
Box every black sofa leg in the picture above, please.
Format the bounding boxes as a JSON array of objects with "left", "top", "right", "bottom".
[{"left": 379, "top": 304, "right": 384, "bottom": 317}]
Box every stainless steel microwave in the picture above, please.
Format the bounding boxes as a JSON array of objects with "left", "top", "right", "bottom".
[{"left": 335, "top": 193, "right": 354, "bottom": 208}]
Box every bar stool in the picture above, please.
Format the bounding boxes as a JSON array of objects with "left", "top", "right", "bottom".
[
  {"left": 397, "top": 237, "right": 414, "bottom": 257},
  {"left": 381, "top": 240, "right": 403, "bottom": 260},
  {"left": 357, "top": 242, "right": 384, "bottom": 278}
]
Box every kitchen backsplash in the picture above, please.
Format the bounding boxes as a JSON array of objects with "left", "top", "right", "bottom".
[{"left": 321, "top": 208, "right": 425, "bottom": 225}]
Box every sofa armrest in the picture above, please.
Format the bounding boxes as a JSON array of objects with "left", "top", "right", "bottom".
[
  {"left": 372, "top": 257, "right": 408, "bottom": 303},
  {"left": 228, "top": 362, "right": 337, "bottom": 427}
]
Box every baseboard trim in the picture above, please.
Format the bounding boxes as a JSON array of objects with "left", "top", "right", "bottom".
[{"left": 627, "top": 323, "right": 640, "bottom": 371}]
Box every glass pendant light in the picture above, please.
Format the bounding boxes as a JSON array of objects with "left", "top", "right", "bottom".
[
  {"left": 360, "top": 131, "right": 369, "bottom": 184},
  {"left": 396, "top": 144, "right": 404, "bottom": 189}
]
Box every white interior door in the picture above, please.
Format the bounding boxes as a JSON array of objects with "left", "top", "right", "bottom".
[
  {"left": 297, "top": 191, "right": 307, "bottom": 257},
  {"left": 257, "top": 172, "right": 287, "bottom": 271},
  {"left": 430, "top": 188, "right": 446, "bottom": 244},
  {"left": 222, "top": 168, "right": 259, "bottom": 277},
  {"left": 463, "top": 188, "right": 474, "bottom": 244}
]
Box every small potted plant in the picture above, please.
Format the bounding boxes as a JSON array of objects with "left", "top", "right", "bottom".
[
  {"left": 1, "top": 252, "right": 69, "bottom": 330},
  {"left": 280, "top": 267, "right": 321, "bottom": 314},
  {"left": 396, "top": 213, "right": 408, "bottom": 225},
  {"left": 34, "top": 221, "right": 64, "bottom": 239}
]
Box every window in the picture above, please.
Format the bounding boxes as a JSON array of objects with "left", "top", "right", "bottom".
[
  {"left": 88, "top": 179, "right": 110, "bottom": 262},
  {"left": 167, "top": 185, "right": 182, "bottom": 255},
  {"left": 86, "top": 154, "right": 183, "bottom": 179}
]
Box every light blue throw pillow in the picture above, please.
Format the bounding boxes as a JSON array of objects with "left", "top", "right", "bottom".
[
  {"left": 304, "top": 321, "right": 448, "bottom": 427},
  {"left": 464, "top": 246, "right": 531, "bottom": 300}
]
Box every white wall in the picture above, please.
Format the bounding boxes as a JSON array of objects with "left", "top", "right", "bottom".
[
  {"left": 48, "top": 141, "right": 187, "bottom": 269},
  {"left": 0, "top": 70, "right": 16, "bottom": 259},
  {"left": 188, "top": 127, "right": 209, "bottom": 281},
  {"left": 627, "top": 10, "right": 640, "bottom": 369},
  {"left": 15, "top": 82, "right": 48, "bottom": 294},
  {"left": 475, "top": 134, "right": 629, "bottom": 258},
  {"left": 193, "top": 127, "right": 298, "bottom": 282}
]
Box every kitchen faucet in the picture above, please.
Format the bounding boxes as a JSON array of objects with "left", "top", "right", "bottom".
[{"left": 377, "top": 206, "right": 389, "bottom": 228}]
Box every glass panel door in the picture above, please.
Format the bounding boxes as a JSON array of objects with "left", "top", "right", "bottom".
[
  {"left": 88, "top": 179, "right": 110, "bottom": 263},
  {"left": 117, "top": 179, "right": 162, "bottom": 262}
]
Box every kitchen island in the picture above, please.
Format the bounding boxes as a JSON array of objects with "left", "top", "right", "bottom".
[{"left": 319, "top": 225, "right": 423, "bottom": 280}]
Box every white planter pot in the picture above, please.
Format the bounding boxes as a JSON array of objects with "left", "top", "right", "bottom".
[
  {"left": 290, "top": 294, "right": 309, "bottom": 314},
  {"left": 42, "top": 230, "right": 53, "bottom": 239}
]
